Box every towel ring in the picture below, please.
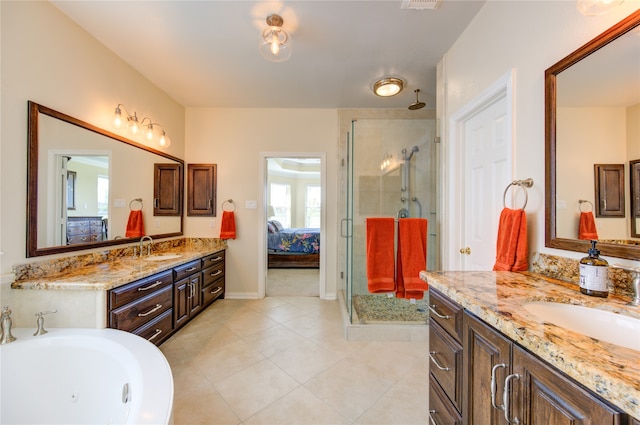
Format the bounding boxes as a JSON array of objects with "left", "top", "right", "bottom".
[
  {"left": 579, "top": 199, "right": 594, "bottom": 212},
  {"left": 222, "top": 199, "right": 236, "bottom": 212},
  {"left": 502, "top": 178, "right": 533, "bottom": 210},
  {"left": 129, "top": 198, "right": 143, "bottom": 211}
]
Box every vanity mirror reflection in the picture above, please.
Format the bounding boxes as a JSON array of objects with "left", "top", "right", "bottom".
[
  {"left": 546, "top": 10, "right": 640, "bottom": 260},
  {"left": 27, "top": 101, "right": 184, "bottom": 257}
]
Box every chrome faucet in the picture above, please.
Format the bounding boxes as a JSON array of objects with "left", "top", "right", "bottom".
[
  {"left": 34, "top": 310, "right": 57, "bottom": 336},
  {"left": 1, "top": 306, "right": 16, "bottom": 344},
  {"left": 140, "top": 236, "right": 153, "bottom": 256}
]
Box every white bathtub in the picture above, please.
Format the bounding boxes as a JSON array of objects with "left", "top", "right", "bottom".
[{"left": 0, "top": 328, "right": 173, "bottom": 425}]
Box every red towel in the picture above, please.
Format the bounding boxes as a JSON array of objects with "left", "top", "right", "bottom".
[
  {"left": 125, "top": 210, "right": 144, "bottom": 238},
  {"left": 493, "top": 208, "right": 528, "bottom": 272},
  {"left": 366, "top": 218, "right": 396, "bottom": 293},
  {"left": 396, "top": 218, "right": 428, "bottom": 299},
  {"left": 220, "top": 211, "right": 236, "bottom": 240},
  {"left": 578, "top": 211, "right": 598, "bottom": 240}
]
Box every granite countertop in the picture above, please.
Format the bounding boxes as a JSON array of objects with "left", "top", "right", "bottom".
[
  {"left": 11, "top": 245, "right": 224, "bottom": 291},
  {"left": 420, "top": 270, "right": 640, "bottom": 419}
]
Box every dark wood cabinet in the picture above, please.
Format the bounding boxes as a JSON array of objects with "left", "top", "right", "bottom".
[
  {"left": 461, "top": 311, "right": 625, "bottom": 425},
  {"left": 67, "top": 216, "right": 105, "bottom": 245},
  {"left": 201, "top": 251, "right": 225, "bottom": 306},
  {"left": 154, "top": 163, "right": 183, "bottom": 216},
  {"left": 187, "top": 164, "right": 217, "bottom": 216},
  {"left": 594, "top": 163, "right": 625, "bottom": 217},
  {"left": 174, "top": 273, "right": 202, "bottom": 329}
]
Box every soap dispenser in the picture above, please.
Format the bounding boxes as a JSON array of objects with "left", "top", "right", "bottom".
[{"left": 579, "top": 240, "right": 609, "bottom": 298}]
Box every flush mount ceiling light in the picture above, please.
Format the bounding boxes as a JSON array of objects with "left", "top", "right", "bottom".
[
  {"left": 259, "top": 14, "right": 292, "bottom": 62},
  {"left": 113, "top": 104, "right": 171, "bottom": 148},
  {"left": 577, "top": 0, "right": 624, "bottom": 16},
  {"left": 373, "top": 77, "right": 404, "bottom": 97}
]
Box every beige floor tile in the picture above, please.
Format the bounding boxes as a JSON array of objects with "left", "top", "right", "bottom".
[
  {"left": 173, "top": 385, "right": 241, "bottom": 425},
  {"left": 223, "top": 309, "right": 279, "bottom": 338},
  {"left": 269, "top": 339, "right": 339, "bottom": 383},
  {"left": 261, "top": 302, "right": 312, "bottom": 323},
  {"left": 195, "top": 338, "right": 266, "bottom": 383},
  {"left": 214, "top": 359, "right": 300, "bottom": 420},
  {"left": 244, "top": 386, "right": 349, "bottom": 425},
  {"left": 241, "top": 324, "right": 306, "bottom": 358}
]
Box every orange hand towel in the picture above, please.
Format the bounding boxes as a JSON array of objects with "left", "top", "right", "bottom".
[
  {"left": 493, "top": 208, "right": 528, "bottom": 272},
  {"left": 366, "top": 218, "right": 396, "bottom": 293},
  {"left": 125, "top": 210, "right": 144, "bottom": 238},
  {"left": 396, "top": 218, "right": 428, "bottom": 300},
  {"left": 220, "top": 211, "right": 236, "bottom": 240},
  {"left": 578, "top": 211, "right": 598, "bottom": 240}
]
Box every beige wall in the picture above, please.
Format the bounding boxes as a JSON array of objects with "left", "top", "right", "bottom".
[
  {"left": 184, "top": 108, "right": 338, "bottom": 298},
  {"left": 0, "top": 1, "right": 185, "bottom": 309},
  {"left": 440, "top": 0, "right": 640, "bottom": 266}
]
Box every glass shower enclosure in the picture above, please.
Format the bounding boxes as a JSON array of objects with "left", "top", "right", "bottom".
[{"left": 342, "top": 118, "right": 439, "bottom": 324}]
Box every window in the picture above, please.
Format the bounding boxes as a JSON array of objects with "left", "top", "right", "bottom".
[
  {"left": 270, "top": 183, "right": 291, "bottom": 228},
  {"left": 97, "top": 175, "right": 109, "bottom": 216},
  {"left": 305, "top": 185, "right": 321, "bottom": 228}
]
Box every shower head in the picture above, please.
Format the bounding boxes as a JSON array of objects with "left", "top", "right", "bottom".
[
  {"left": 403, "top": 145, "right": 420, "bottom": 161},
  {"left": 408, "top": 89, "right": 426, "bottom": 110}
]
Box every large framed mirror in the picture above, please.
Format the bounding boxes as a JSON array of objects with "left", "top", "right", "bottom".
[
  {"left": 545, "top": 10, "right": 640, "bottom": 260},
  {"left": 27, "top": 101, "right": 184, "bottom": 257}
]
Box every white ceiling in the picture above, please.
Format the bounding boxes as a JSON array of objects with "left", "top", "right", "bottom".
[{"left": 50, "top": 0, "right": 486, "bottom": 109}]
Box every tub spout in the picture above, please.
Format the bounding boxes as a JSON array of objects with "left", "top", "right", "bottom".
[{"left": 1, "top": 306, "right": 17, "bottom": 344}]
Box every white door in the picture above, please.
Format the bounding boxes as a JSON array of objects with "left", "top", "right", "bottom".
[{"left": 462, "top": 96, "right": 510, "bottom": 270}]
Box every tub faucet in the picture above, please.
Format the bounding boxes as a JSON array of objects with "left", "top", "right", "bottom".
[
  {"left": 140, "top": 236, "right": 153, "bottom": 256},
  {"left": 34, "top": 310, "right": 57, "bottom": 336},
  {"left": 1, "top": 306, "right": 16, "bottom": 344}
]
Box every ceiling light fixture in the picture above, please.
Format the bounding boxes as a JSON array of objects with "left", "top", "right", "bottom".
[
  {"left": 259, "top": 14, "right": 292, "bottom": 62},
  {"left": 577, "top": 0, "right": 624, "bottom": 16},
  {"left": 373, "top": 77, "right": 404, "bottom": 97},
  {"left": 113, "top": 104, "right": 171, "bottom": 148}
]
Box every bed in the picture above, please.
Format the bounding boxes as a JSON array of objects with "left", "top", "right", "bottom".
[{"left": 267, "top": 220, "right": 320, "bottom": 268}]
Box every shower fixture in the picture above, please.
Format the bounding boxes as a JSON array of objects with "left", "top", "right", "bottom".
[
  {"left": 402, "top": 145, "right": 420, "bottom": 161},
  {"left": 408, "top": 89, "right": 426, "bottom": 110}
]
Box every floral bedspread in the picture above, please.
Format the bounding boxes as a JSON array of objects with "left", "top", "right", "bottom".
[{"left": 267, "top": 228, "right": 320, "bottom": 253}]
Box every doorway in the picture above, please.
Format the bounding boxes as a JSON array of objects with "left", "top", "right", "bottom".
[{"left": 260, "top": 154, "right": 325, "bottom": 298}]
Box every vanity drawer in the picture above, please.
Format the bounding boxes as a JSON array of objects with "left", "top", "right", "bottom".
[
  {"left": 430, "top": 319, "right": 463, "bottom": 413},
  {"left": 202, "top": 251, "right": 225, "bottom": 268},
  {"left": 173, "top": 259, "right": 201, "bottom": 281},
  {"left": 202, "top": 262, "right": 224, "bottom": 287},
  {"left": 109, "top": 270, "right": 173, "bottom": 309},
  {"left": 429, "top": 377, "right": 463, "bottom": 425},
  {"left": 429, "top": 288, "right": 463, "bottom": 342},
  {"left": 202, "top": 277, "right": 225, "bottom": 305},
  {"left": 110, "top": 285, "right": 172, "bottom": 332},
  {"left": 133, "top": 309, "right": 173, "bottom": 346}
]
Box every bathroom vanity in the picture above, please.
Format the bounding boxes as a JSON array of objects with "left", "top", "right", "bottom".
[
  {"left": 421, "top": 270, "right": 639, "bottom": 423},
  {"left": 11, "top": 239, "right": 226, "bottom": 346}
]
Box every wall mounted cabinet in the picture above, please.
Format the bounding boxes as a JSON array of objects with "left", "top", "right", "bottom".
[
  {"left": 154, "top": 163, "right": 183, "bottom": 216},
  {"left": 594, "top": 164, "right": 625, "bottom": 217},
  {"left": 187, "top": 163, "right": 217, "bottom": 216}
]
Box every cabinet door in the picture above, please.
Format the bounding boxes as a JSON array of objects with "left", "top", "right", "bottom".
[
  {"left": 511, "top": 345, "right": 624, "bottom": 425},
  {"left": 189, "top": 274, "right": 202, "bottom": 316},
  {"left": 174, "top": 277, "right": 190, "bottom": 328},
  {"left": 154, "top": 163, "right": 183, "bottom": 216},
  {"left": 187, "top": 164, "right": 217, "bottom": 216},
  {"left": 594, "top": 164, "right": 625, "bottom": 217},
  {"left": 463, "top": 312, "right": 512, "bottom": 425}
]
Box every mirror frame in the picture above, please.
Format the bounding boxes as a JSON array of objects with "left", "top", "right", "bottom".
[
  {"left": 27, "top": 101, "right": 184, "bottom": 257},
  {"left": 545, "top": 10, "right": 640, "bottom": 261}
]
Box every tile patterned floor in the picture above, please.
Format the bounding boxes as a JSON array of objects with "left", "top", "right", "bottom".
[{"left": 160, "top": 297, "right": 429, "bottom": 425}]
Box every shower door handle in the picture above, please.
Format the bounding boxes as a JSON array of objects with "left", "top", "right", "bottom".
[
  {"left": 459, "top": 247, "right": 471, "bottom": 255},
  {"left": 340, "top": 218, "right": 352, "bottom": 238}
]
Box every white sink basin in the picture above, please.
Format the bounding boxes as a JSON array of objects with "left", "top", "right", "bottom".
[
  {"left": 144, "top": 254, "right": 182, "bottom": 261},
  {"left": 523, "top": 302, "right": 640, "bottom": 351}
]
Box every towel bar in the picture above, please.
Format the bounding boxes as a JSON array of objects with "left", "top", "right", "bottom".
[
  {"left": 129, "top": 198, "right": 143, "bottom": 211},
  {"left": 222, "top": 199, "right": 236, "bottom": 212},
  {"left": 578, "top": 199, "right": 594, "bottom": 212},
  {"left": 502, "top": 178, "right": 533, "bottom": 210}
]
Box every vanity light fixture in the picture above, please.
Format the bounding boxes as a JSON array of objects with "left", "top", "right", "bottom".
[
  {"left": 259, "top": 14, "right": 292, "bottom": 62},
  {"left": 373, "top": 77, "right": 404, "bottom": 97},
  {"left": 577, "top": 0, "right": 624, "bottom": 16},
  {"left": 113, "top": 104, "right": 171, "bottom": 148}
]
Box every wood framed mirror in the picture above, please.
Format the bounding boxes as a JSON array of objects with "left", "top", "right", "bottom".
[
  {"left": 27, "top": 101, "right": 184, "bottom": 257},
  {"left": 545, "top": 10, "right": 640, "bottom": 260}
]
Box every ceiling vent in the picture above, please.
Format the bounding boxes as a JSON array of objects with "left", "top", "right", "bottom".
[{"left": 401, "top": 0, "right": 442, "bottom": 10}]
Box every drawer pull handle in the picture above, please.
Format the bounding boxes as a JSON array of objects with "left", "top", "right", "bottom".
[
  {"left": 138, "top": 304, "right": 162, "bottom": 317},
  {"left": 428, "top": 351, "right": 451, "bottom": 371},
  {"left": 428, "top": 305, "right": 452, "bottom": 319},
  {"left": 491, "top": 363, "right": 507, "bottom": 411},
  {"left": 210, "top": 256, "right": 223, "bottom": 262},
  {"left": 138, "top": 281, "right": 163, "bottom": 291},
  {"left": 211, "top": 286, "right": 223, "bottom": 295},
  {"left": 147, "top": 329, "right": 162, "bottom": 342},
  {"left": 185, "top": 267, "right": 197, "bottom": 272},
  {"left": 210, "top": 270, "right": 223, "bottom": 277},
  {"left": 428, "top": 410, "right": 439, "bottom": 425},
  {"left": 503, "top": 373, "right": 521, "bottom": 424}
]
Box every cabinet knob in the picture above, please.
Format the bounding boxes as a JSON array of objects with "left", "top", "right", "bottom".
[{"left": 459, "top": 247, "right": 471, "bottom": 255}]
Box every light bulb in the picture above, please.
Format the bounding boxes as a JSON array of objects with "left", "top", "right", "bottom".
[
  {"left": 270, "top": 32, "right": 280, "bottom": 55},
  {"left": 113, "top": 106, "right": 123, "bottom": 128},
  {"left": 129, "top": 113, "right": 140, "bottom": 134},
  {"left": 158, "top": 130, "right": 171, "bottom": 148},
  {"left": 145, "top": 123, "right": 155, "bottom": 141}
]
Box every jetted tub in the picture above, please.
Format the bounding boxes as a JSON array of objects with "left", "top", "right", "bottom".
[{"left": 0, "top": 328, "right": 174, "bottom": 425}]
